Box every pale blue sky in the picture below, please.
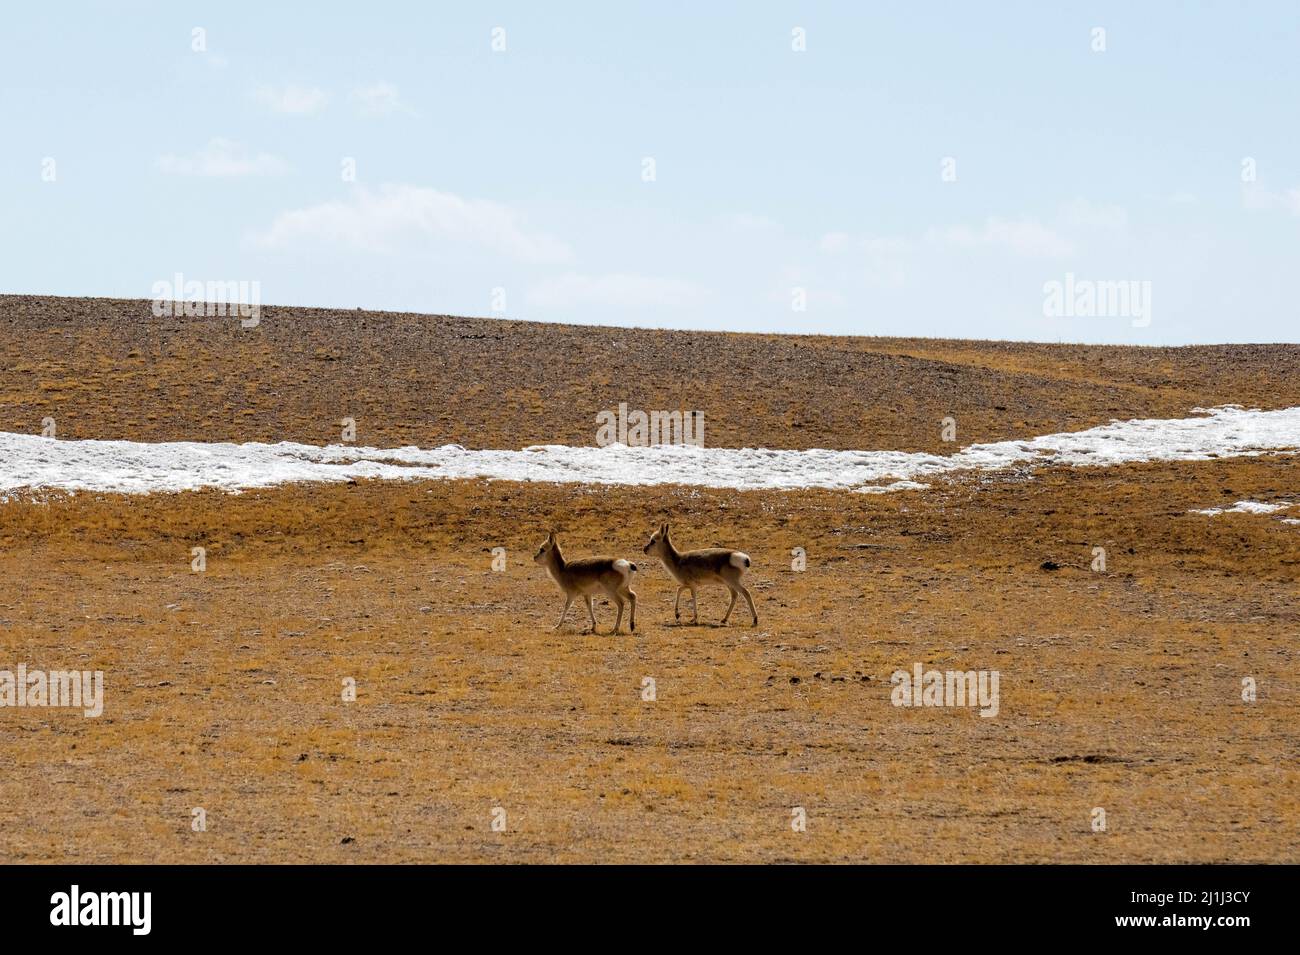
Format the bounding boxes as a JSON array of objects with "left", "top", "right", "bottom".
[{"left": 2, "top": 2, "right": 1297, "bottom": 343}]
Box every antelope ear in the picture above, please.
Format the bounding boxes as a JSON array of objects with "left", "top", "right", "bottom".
[
  {"left": 547, "top": 528, "right": 556, "bottom": 540},
  {"left": 662, "top": 522, "right": 669, "bottom": 535}
]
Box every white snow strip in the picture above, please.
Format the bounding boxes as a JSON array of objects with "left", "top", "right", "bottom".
[
  {"left": 1, "top": 405, "right": 1297, "bottom": 496},
  {"left": 1190, "top": 500, "right": 1293, "bottom": 516},
  {"left": 855, "top": 480, "right": 932, "bottom": 495}
]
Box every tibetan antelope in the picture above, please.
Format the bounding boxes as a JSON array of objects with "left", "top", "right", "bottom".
[
  {"left": 643, "top": 523, "right": 757, "bottom": 627},
  {"left": 533, "top": 530, "right": 638, "bottom": 634}
]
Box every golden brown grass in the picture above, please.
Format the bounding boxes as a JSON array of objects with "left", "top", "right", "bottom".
[
  {"left": 2, "top": 295, "right": 1298, "bottom": 862},
  {"left": 1, "top": 454, "right": 1296, "bottom": 863}
]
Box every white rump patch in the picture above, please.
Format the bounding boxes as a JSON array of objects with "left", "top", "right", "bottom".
[{"left": 729, "top": 552, "right": 750, "bottom": 569}]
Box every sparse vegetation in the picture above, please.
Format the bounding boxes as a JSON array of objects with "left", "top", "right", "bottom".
[{"left": 0, "top": 297, "right": 1296, "bottom": 862}]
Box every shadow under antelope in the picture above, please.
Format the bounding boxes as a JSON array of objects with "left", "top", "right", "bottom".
[
  {"left": 643, "top": 522, "right": 757, "bottom": 627},
  {"left": 533, "top": 529, "right": 638, "bottom": 634}
]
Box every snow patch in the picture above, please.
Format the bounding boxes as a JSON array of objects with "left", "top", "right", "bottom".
[
  {"left": 1190, "top": 500, "right": 1293, "bottom": 516},
  {"left": 1, "top": 405, "right": 1297, "bottom": 496}
]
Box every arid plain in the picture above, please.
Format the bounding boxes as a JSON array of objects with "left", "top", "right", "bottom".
[{"left": 1, "top": 295, "right": 1297, "bottom": 863}]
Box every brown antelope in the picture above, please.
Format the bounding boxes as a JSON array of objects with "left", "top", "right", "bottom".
[
  {"left": 643, "top": 523, "right": 757, "bottom": 627},
  {"left": 533, "top": 530, "right": 638, "bottom": 634}
]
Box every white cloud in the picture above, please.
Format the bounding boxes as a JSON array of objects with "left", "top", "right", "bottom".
[
  {"left": 254, "top": 84, "right": 329, "bottom": 115},
  {"left": 526, "top": 272, "right": 701, "bottom": 309},
  {"left": 1060, "top": 198, "right": 1129, "bottom": 229},
  {"left": 348, "top": 82, "right": 413, "bottom": 116},
  {"left": 862, "top": 236, "right": 916, "bottom": 254},
  {"left": 250, "top": 184, "right": 573, "bottom": 264},
  {"left": 821, "top": 233, "right": 914, "bottom": 255},
  {"left": 818, "top": 234, "right": 913, "bottom": 286},
  {"left": 816, "top": 213, "right": 1078, "bottom": 292},
  {"left": 763, "top": 277, "right": 847, "bottom": 309},
  {"left": 819, "top": 231, "right": 853, "bottom": 253},
  {"left": 927, "top": 217, "right": 1074, "bottom": 257},
  {"left": 1243, "top": 184, "right": 1300, "bottom": 215},
  {"left": 823, "top": 216, "right": 1071, "bottom": 263},
  {"left": 156, "top": 138, "right": 288, "bottom": 177},
  {"left": 860, "top": 241, "right": 912, "bottom": 288},
  {"left": 724, "top": 213, "right": 781, "bottom": 232}
]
